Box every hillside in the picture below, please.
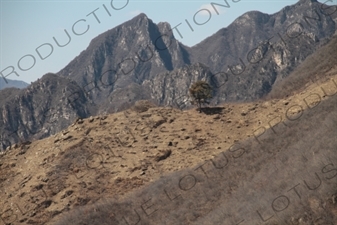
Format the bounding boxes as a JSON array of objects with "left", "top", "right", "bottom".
[
  {"left": 1, "top": 1, "right": 337, "bottom": 224},
  {"left": 53, "top": 90, "right": 337, "bottom": 225},
  {"left": 0, "top": 65, "right": 336, "bottom": 224},
  {"left": 0, "top": 0, "right": 336, "bottom": 151}
]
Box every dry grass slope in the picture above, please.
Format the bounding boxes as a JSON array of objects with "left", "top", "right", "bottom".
[
  {"left": 50, "top": 90, "right": 337, "bottom": 224},
  {"left": 1, "top": 43, "right": 337, "bottom": 223}
]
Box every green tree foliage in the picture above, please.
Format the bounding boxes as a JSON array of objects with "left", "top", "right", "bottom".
[{"left": 189, "top": 80, "right": 213, "bottom": 112}]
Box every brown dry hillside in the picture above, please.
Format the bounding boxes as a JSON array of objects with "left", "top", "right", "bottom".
[
  {"left": 52, "top": 91, "right": 337, "bottom": 225},
  {"left": 0, "top": 67, "right": 337, "bottom": 224},
  {"left": 2, "top": 3, "right": 337, "bottom": 224}
]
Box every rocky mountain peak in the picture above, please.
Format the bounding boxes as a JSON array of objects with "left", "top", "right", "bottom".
[
  {"left": 1, "top": 0, "right": 336, "bottom": 151},
  {"left": 157, "top": 22, "right": 172, "bottom": 33},
  {"left": 128, "top": 12, "right": 152, "bottom": 27},
  {"left": 135, "top": 12, "right": 148, "bottom": 19},
  {"left": 298, "top": 0, "right": 317, "bottom": 4}
]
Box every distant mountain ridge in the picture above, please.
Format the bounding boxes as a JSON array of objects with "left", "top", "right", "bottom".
[
  {"left": 0, "top": 0, "right": 336, "bottom": 150},
  {"left": 0, "top": 78, "right": 29, "bottom": 90},
  {"left": 56, "top": 0, "right": 337, "bottom": 109}
]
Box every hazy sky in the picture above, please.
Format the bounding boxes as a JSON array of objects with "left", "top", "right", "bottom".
[{"left": 0, "top": 0, "right": 336, "bottom": 83}]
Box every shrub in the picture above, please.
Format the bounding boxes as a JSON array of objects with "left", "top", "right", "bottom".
[{"left": 189, "top": 81, "right": 213, "bottom": 112}]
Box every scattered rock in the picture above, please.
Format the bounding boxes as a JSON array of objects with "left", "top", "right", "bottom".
[
  {"left": 17, "top": 150, "right": 27, "bottom": 156},
  {"left": 129, "top": 166, "right": 141, "bottom": 172},
  {"left": 89, "top": 116, "right": 94, "bottom": 123},
  {"left": 168, "top": 141, "right": 173, "bottom": 146},
  {"left": 115, "top": 177, "right": 122, "bottom": 184},
  {"left": 60, "top": 190, "right": 74, "bottom": 199},
  {"left": 155, "top": 150, "right": 172, "bottom": 162},
  {"left": 213, "top": 115, "right": 221, "bottom": 120},
  {"left": 84, "top": 128, "right": 92, "bottom": 135},
  {"left": 19, "top": 218, "right": 27, "bottom": 223},
  {"left": 141, "top": 113, "right": 152, "bottom": 118},
  {"left": 241, "top": 111, "right": 247, "bottom": 116},
  {"left": 63, "top": 135, "right": 73, "bottom": 141},
  {"left": 152, "top": 116, "right": 166, "bottom": 128},
  {"left": 77, "top": 119, "right": 84, "bottom": 124},
  {"left": 75, "top": 197, "right": 90, "bottom": 206},
  {"left": 132, "top": 100, "right": 157, "bottom": 113},
  {"left": 28, "top": 211, "right": 36, "bottom": 217},
  {"left": 32, "top": 184, "right": 44, "bottom": 191},
  {"left": 38, "top": 200, "right": 52, "bottom": 209},
  {"left": 331, "top": 194, "right": 337, "bottom": 204},
  {"left": 22, "top": 141, "right": 32, "bottom": 145}
]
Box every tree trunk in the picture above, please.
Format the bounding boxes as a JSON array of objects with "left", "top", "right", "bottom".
[{"left": 198, "top": 100, "right": 201, "bottom": 113}]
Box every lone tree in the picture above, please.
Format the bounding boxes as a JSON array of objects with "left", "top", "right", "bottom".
[{"left": 189, "top": 80, "right": 213, "bottom": 112}]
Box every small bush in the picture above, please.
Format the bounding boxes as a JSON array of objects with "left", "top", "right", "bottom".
[{"left": 189, "top": 81, "right": 213, "bottom": 112}]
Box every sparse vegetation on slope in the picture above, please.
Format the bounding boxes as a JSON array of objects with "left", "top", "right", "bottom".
[{"left": 1, "top": 68, "right": 337, "bottom": 224}]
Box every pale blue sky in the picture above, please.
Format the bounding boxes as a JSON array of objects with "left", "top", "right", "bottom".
[{"left": 0, "top": 0, "right": 336, "bottom": 83}]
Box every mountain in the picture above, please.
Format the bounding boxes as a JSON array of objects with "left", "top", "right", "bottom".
[
  {"left": 1, "top": 60, "right": 337, "bottom": 224},
  {"left": 57, "top": 13, "right": 191, "bottom": 113},
  {"left": 55, "top": 0, "right": 336, "bottom": 110},
  {"left": 0, "top": 74, "right": 94, "bottom": 150},
  {"left": 267, "top": 33, "right": 337, "bottom": 99},
  {"left": 0, "top": 0, "right": 336, "bottom": 150},
  {"left": 189, "top": 0, "right": 336, "bottom": 101},
  {"left": 52, "top": 90, "right": 337, "bottom": 224},
  {"left": 0, "top": 78, "right": 29, "bottom": 90}
]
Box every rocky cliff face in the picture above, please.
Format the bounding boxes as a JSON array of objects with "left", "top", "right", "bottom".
[
  {"left": 189, "top": 0, "right": 336, "bottom": 101},
  {"left": 57, "top": 13, "right": 191, "bottom": 110},
  {"left": 57, "top": 0, "right": 336, "bottom": 107},
  {"left": 0, "top": 74, "right": 93, "bottom": 150},
  {"left": 143, "top": 63, "right": 214, "bottom": 109}
]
